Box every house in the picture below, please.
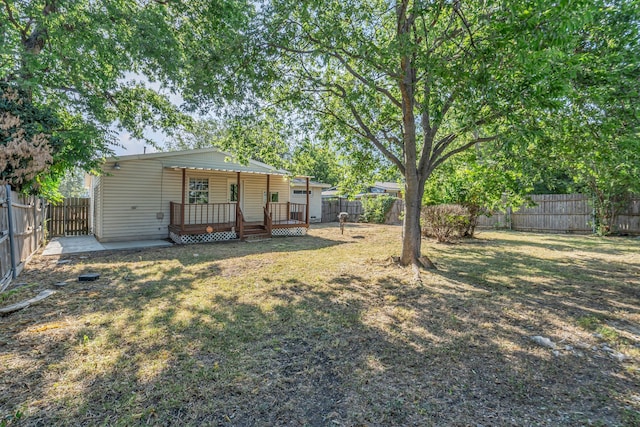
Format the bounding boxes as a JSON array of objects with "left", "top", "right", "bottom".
[
  {"left": 321, "top": 182, "right": 403, "bottom": 199},
  {"left": 290, "top": 178, "right": 331, "bottom": 223},
  {"left": 366, "top": 182, "right": 402, "bottom": 198},
  {"left": 89, "top": 148, "right": 312, "bottom": 244}
]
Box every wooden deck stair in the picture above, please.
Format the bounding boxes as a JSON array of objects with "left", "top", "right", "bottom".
[{"left": 242, "top": 223, "right": 270, "bottom": 240}]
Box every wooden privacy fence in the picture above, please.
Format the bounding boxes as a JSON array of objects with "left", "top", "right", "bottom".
[
  {"left": 476, "top": 193, "right": 640, "bottom": 235},
  {"left": 48, "top": 197, "right": 90, "bottom": 236},
  {"left": 0, "top": 185, "right": 47, "bottom": 291},
  {"left": 322, "top": 198, "right": 365, "bottom": 222},
  {"left": 321, "top": 198, "right": 404, "bottom": 224}
]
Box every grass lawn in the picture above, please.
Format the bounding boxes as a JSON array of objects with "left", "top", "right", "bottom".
[{"left": 1, "top": 223, "right": 639, "bottom": 426}]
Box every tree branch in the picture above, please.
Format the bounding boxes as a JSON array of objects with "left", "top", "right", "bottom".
[
  {"left": 326, "top": 51, "right": 402, "bottom": 108},
  {"left": 347, "top": 103, "right": 405, "bottom": 175},
  {"left": 2, "top": 0, "right": 27, "bottom": 41},
  {"left": 453, "top": 1, "right": 477, "bottom": 49},
  {"left": 432, "top": 135, "right": 497, "bottom": 171}
]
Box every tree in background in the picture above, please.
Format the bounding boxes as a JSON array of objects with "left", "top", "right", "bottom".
[
  {"left": 168, "top": 112, "right": 347, "bottom": 186},
  {"left": 166, "top": 111, "right": 292, "bottom": 170},
  {"left": 262, "top": 0, "right": 594, "bottom": 269},
  {"left": 1, "top": 0, "right": 254, "bottom": 193},
  {"left": 288, "top": 139, "right": 343, "bottom": 186},
  {"left": 499, "top": 2, "right": 640, "bottom": 234},
  {"left": 0, "top": 83, "right": 59, "bottom": 193},
  {"left": 57, "top": 168, "right": 89, "bottom": 198},
  {"left": 423, "top": 147, "right": 530, "bottom": 237},
  {"left": 558, "top": 2, "right": 640, "bottom": 234}
]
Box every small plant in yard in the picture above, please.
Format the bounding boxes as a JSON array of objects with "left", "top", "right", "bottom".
[
  {"left": 360, "top": 194, "right": 396, "bottom": 224},
  {"left": 421, "top": 204, "right": 471, "bottom": 242},
  {"left": 1, "top": 410, "right": 23, "bottom": 427}
]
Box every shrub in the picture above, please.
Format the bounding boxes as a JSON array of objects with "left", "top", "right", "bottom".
[
  {"left": 421, "top": 204, "right": 471, "bottom": 243},
  {"left": 361, "top": 195, "right": 396, "bottom": 224}
]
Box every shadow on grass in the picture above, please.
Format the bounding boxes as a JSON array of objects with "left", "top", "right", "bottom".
[{"left": 1, "top": 229, "right": 639, "bottom": 425}]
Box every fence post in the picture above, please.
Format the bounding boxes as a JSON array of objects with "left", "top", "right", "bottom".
[
  {"left": 42, "top": 198, "right": 47, "bottom": 245},
  {"left": 33, "top": 197, "right": 38, "bottom": 249},
  {"left": 6, "top": 185, "right": 17, "bottom": 279}
]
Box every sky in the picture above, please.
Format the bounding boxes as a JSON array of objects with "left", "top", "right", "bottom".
[
  {"left": 114, "top": 131, "right": 162, "bottom": 156},
  {"left": 112, "top": 73, "right": 183, "bottom": 156}
]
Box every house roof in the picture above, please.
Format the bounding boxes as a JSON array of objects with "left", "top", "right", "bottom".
[
  {"left": 321, "top": 182, "right": 403, "bottom": 198},
  {"left": 373, "top": 182, "right": 403, "bottom": 191},
  {"left": 290, "top": 178, "right": 332, "bottom": 188},
  {"left": 321, "top": 189, "right": 340, "bottom": 198},
  {"left": 105, "top": 147, "right": 298, "bottom": 176}
]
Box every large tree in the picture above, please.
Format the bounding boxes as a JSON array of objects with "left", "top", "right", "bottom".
[
  {"left": 552, "top": 1, "right": 640, "bottom": 234},
  {"left": 1, "top": 0, "right": 253, "bottom": 192},
  {"left": 261, "top": 0, "right": 598, "bottom": 268}
]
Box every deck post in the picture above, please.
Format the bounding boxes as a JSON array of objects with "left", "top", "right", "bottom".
[
  {"left": 181, "top": 168, "right": 186, "bottom": 231},
  {"left": 305, "top": 177, "right": 310, "bottom": 225},
  {"left": 287, "top": 201, "right": 290, "bottom": 222},
  {"left": 236, "top": 172, "right": 242, "bottom": 239},
  {"left": 266, "top": 174, "right": 270, "bottom": 212}
]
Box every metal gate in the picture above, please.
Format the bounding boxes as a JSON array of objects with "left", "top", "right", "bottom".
[{"left": 48, "top": 197, "right": 90, "bottom": 236}]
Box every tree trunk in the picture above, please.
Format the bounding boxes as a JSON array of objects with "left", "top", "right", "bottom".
[{"left": 400, "top": 174, "right": 436, "bottom": 269}]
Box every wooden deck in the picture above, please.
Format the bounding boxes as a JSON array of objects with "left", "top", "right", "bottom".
[
  {"left": 168, "top": 222, "right": 235, "bottom": 236},
  {"left": 168, "top": 220, "right": 306, "bottom": 236},
  {"left": 169, "top": 200, "right": 309, "bottom": 239}
]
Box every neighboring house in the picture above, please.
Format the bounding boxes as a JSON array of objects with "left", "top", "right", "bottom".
[
  {"left": 321, "top": 182, "right": 403, "bottom": 199},
  {"left": 290, "top": 178, "right": 331, "bottom": 223},
  {"left": 90, "top": 148, "right": 312, "bottom": 244},
  {"left": 366, "top": 182, "right": 402, "bottom": 198}
]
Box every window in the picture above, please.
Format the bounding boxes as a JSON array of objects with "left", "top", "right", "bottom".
[
  {"left": 270, "top": 192, "right": 279, "bottom": 202},
  {"left": 188, "top": 178, "right": 209, "bottom": 204},
  {"left": 293, "top": 190, "right": 311, "bottom": 195},
  {"left": 229, "top": 183, "right": 238, "bottom": 202}
]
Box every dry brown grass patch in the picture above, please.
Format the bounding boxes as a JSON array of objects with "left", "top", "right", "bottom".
[{"left": 0, "top": 224, "right": 638, "bottom": 425}]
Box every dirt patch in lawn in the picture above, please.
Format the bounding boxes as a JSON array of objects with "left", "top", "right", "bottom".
[{"left": 1, "top": 224, "right": 639, "bottom": 426}]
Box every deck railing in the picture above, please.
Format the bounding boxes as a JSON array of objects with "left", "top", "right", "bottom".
[
  {"left": 268, "top": 202, "right": 307, "bottom": 225},
  {"left": 264, "top": 207, "right": 273, "bottom": 234},
  {"left": 170, "top": 202, "right": 237, "bottom": 229},
  {"left": 236, "top": 205, "right": 244, "bottom": 238}
]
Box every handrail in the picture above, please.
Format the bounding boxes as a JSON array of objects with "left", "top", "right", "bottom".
[
  {"left": 264, "top": 207, "right": 272, "bottom": 235},
  {"left": 236, "top": 205, "right": 244, "bottom": 239},
  {"left": 267, "top": 202, "right": 307, "bottom": 225},
  {"left": 170, "top": 202, "right": 236, "bottom": 227}
]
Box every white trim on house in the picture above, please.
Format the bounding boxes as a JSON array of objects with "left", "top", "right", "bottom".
[
  {"left": 166, "top": 165, "right": 288, "bottom": 176},
  {"left": 105, "top": 147, "right": 300, "bottom": 177}
]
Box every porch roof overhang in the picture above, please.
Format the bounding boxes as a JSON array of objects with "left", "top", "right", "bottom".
[{"left": 165, "top": 165, "right": 290, "bottom": 176}]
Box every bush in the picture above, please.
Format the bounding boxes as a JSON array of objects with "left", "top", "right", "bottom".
[
  {"left": 421, "top": 204, "right": 471, "bottom": 243},
  {"left": 361, "top": 195, "right": 396, "bottom": 224}
]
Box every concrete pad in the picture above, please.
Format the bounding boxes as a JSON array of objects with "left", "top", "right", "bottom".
[
  {"left": 43, "top": 236, "right": 104, "bottom": 255},
  {"left": 43, "top": 236, "right": 172, "bottom": 256}
]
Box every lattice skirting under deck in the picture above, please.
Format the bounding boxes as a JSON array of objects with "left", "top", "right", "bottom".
[
  {"left": 170, "top": 227, "right": 306, "bottom": 244},
  {"left": 170, "top": 230, "right": 238, "bottom": 244},
  {"left": 271, "top": 227, "right": 307, "bottom": 237}
]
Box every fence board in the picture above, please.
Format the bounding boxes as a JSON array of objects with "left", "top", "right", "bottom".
[
  {"left": 0, "top": 186, "right": 11, "bottom": 288},
  {"left": 477, "top": 194, "right": 640, "bottom": 235},
  {"left": 321, "top": 198, "right": 364, "bottom": 223},
  {"left": 0, "top": 186, "right": 46, "bottom": 291},
  {"left": 48, "top": 197, "right": 90, "bottom": 236}
]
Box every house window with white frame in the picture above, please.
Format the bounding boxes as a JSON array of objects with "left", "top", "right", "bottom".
[
  {"left": 188, "top": 178, "right": 209, "bottom": 204},
  {"left": 229, "top": 183, "right": 238, "bottom": 202},
  {"left": 270, "top": 192, "right": 279, "bottom": 202}
]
